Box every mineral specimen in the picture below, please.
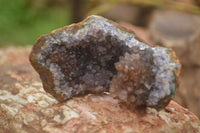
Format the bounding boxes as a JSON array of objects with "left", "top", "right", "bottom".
[{"left": 30, "top": 15, "right": 181, "bottom": 109}]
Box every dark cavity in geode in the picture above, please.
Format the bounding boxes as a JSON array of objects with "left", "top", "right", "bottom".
[{"left": 30, "top": 15, "right": 181, "bottom": 110}]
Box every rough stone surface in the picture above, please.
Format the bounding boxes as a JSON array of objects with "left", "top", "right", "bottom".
[
  {"left": 0, "top": 47, "right": 200, "bottom": 133},
  {"left": 149, "top": 9, "right": 200, "bottom": 66},
  {"left": 30, "top": 15, "right": 180, "bottom": 109}
]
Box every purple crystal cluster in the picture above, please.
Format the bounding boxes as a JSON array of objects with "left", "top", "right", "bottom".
[{"left": 30, "top": 15, "right": 180, "bottom": 109}]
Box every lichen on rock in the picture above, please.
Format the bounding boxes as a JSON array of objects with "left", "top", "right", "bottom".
[{"left": 30, "top": 15, "right": 181, "bottom": 109}]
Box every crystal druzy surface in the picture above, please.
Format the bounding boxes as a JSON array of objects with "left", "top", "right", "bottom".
[{"left": 30, "top": 15, "right": 180, "bottom": 109}]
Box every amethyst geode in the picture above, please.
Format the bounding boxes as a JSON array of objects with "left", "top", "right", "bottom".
[{"left": 30, "top": 15, "right": 181, "bottom": 109}]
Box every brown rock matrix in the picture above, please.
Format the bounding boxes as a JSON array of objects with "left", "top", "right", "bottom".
[{"left": 30, "top": 15, "right": 181, "bottom": 109}]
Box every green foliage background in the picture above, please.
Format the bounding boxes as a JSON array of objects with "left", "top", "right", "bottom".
[{"left": 0, "top": 0, "right": 71, "bottom": 46}]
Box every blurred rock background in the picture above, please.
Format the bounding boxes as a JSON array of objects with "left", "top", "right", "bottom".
[{"left": 0, "top": 0, "right": 200, "bottom": 118}]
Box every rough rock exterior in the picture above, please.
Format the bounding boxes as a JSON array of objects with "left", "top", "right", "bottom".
[
  {"left": 30, "top": 15, "right": 180, "bottom": 109},
  {"left": 0, "top": 47, "right": 200, "bottom": 133}
]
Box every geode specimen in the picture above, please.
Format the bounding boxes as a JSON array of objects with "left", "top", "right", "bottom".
[{"left": 30, "top": 15, "right": 180, "bottom": 109}]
